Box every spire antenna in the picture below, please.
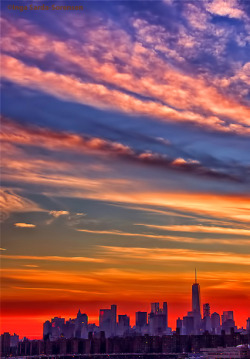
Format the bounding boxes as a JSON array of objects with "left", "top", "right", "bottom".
[{"left": 195, "top": 268, "right": 197, "bottom": 283}]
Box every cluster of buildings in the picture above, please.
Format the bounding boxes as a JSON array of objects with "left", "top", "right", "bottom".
[
  {"left": 42, "top": 273, "right": 250, "bottom": 340},
  {"left": 43, "top": 302, "right": 171, "bottom": 341},
  {"left": 1, "top": 273, "right": 250, "bottom": 357},
  {"left": 176, "top": 272, "right": 244, "bottom": 336}
]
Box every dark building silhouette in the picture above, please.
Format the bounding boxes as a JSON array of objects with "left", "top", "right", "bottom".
[
  {"left": 191, "top": 269, "right": 202, "bottom": 334},
  {"left": 75, "top": 310, "right": 88, "bottom": 338},
  {"left": 221, "top": 311, "right": 236, "bottom": 334},
  {"left": 203, "top": 303, "right": 210, "bottom": 317},
  {"left": 99, "top": 304, "right": 117, "bottom": 337},
  {"left": 136, "top": 311, "right": 147, "bottom": 328},
  {"left": 247, "top": 318, "right": 250, "bottom": 334},
  {"left": 0, "top": 332, "right": 11, "bottom": 356},
  {"left": 203, "top": 303, "right": 211, "bottom": 333},
  {"left": 148, "top": 302, "right": 168, "bottom": 335},
  {"left": 117, "top": 315, "right": 130, "bottom": 336},
  {"left": 211, "top": 312, "right": 221, "bottom": 334}
]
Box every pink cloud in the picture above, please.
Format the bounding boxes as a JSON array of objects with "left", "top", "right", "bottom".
[{"left": 1, "top": 18, "right": 250, "bottom": 135}]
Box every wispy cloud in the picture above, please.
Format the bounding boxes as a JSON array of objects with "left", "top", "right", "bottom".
[
  {"left": 136, "top": 224, "right": 250, "bottom": 236},
  {"left": 1, "top": 118, "right": 245, "bottom": 183},
  {"left": 1, "top": 254, "right": 106, "bottom": 263},
  {"left": 22, "top": 265, "right": 40, "bottom": 268},
  {"left": 11, "top": 286, "right": 104, "bottom": 295},
  {"left": 0, "top": 188, "right": 44, "bottom": 221},
  {"left": 76, "top": 228, "right": 250, "bottom": 246},
  {"left": 99, "top": 246, "right": 250, "bottom": 266},
  {"left": 14, "top": 223, "right": 36, "bottom": 228}
]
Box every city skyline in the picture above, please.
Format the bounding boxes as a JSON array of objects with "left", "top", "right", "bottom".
[
  {"left": 2, "top": 272, "right": 250, "bottom": 339},
  {"left": 1, "top": 0, "right": 250, "bottom": 342}
]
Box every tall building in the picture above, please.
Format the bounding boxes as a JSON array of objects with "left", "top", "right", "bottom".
[
  {"left": 148, "top": 302, "right": 168, "bottom": 335},
  {"left": 176, "top": 317, "right": 183, "bottom": 333},
  {"left": 75, "top": 310, "right": 88, "bottom": 338},
  {"left": 43, "top": 320, "right": 52, "bottom": 339},
  {"left": 191, "top": 269, "right": 201, "bottom": 334},
  {"left": 221, "top": 311, "right": 236, "bottom": 334},
  {"left": 111, "top": 304, "right": 117, "bottom": 336},
  {"left": 51, "top": 317, "right": 65, "bottom": 339},
  {"left": 192, "top": 269, "right": 201, "bottom": 315},
  {"left": 179, "top": 270, "right": 202, "bottom": 335},
  {"left": 211, "top": 312, "right": 221, "bottom": 334},
  {"left": 136, "top": 312, "right": 147, "bottom": 328},
  {"left": 203, "top": 303, "right": 210, "bottom": 318},
  {"left": 202, "top": 303, "right": 211, "bottom": 333},
  {"left": 247, "top": 318, "right": 250, "bottom": 334},
  {"left": 0, "top": 332, "right": 11, "bottom": 356},
  {"left": 117, "top": 315, "right": 130, "bottom": 336},
  {"left": 99, "top": 304, "right": 117, "bottom": 337},
  {"left": 163, "top": 302, "right": 168, "bottom": 328}
]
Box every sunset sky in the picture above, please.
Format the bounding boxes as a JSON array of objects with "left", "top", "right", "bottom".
[{"left": 1, "top": 0, "right": 250, "bottom": 339}]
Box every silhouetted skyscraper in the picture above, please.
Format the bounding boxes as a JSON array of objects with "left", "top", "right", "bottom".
[
  {"left": 136, "top": 312, "right": 147, "bottom": 328},
  {"left": 192, "top": 269, "right": 201, "bottom": 315},
  {"left": 99, "top": 305, "right": 117, "bottom": 337},
  {"left": 163, "top": 302, "right": 168, "bottom": 328},
  {"left": 149, "top": 302, "right": 168, "bottom": 335},
  {"left": 247, "top": 318, "right": 250, "bottom": 334},
  {"left": 51, "top": 317, "right": 65, "bottom": 339},
  {"left": 111, "top": 304, "right": 117, "bottom": 335},
  {"left": 211, "top": 312, "right": 221, "bottom": 334},
  {"left": 176, "top": 317, "right": 183, "bottom": 333},
  {"left": 75, "top": 309, "right": 88, "bottom": 338},
  {"left": 43, "top": 320, "right": 52, "bottom": 340},
  {"left": 202, "top": 304, "right": 211, "bottom": 332},
  {"left": 221, "top": 311, "right": 235, "bottom": 334},
  {"left": 203, "top": 303, "right": 210, "bottom": 318},
  {"left": 117, "top": 315, "right": 130, "bottom": 336},
  {"left": 191, "top": 269, "right": 201, "bottom": 334},
  {"left": 1, "top": 333, "right": 11, "bottom": 356}
]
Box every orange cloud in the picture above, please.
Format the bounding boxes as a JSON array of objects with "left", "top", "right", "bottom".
[
  {"left": 76, "top": 228, "right": 250, "bottom": 246},
  {"left": 49, "top": 210, "right": 69, "bottom": 217},
  {"left": 109, "top": 192, "right": 250, "bottom": 224},
  {"left": 1, "top": 254, "right": 106, "bottom": 263},
  {"left": 99, "top": 246, "right": 250, "bottom": 266},
  {"left": 136, "top": 224, "right": 250, "bottom": 236},
  {"left": 22, "top": 265, "right": 39, "bottom": 268},
  {"left": 14, "top": 223, "right": 36, "bottom": 228},
  {"left": 2, "top": 158, "right": 249, "bottom": 225},
  {"left": 2, "top": 151, "right": 249, "bottom": 225}
]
